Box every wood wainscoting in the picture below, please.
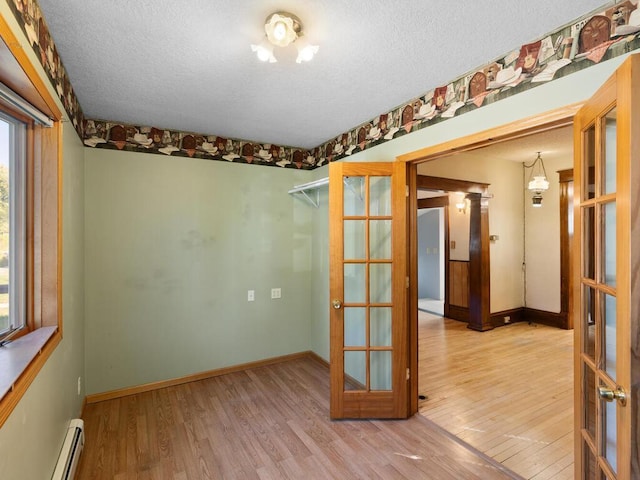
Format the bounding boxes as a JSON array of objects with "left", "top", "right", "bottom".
[{"left": 448, "top": 260, "right": 469, "bottom": 322}]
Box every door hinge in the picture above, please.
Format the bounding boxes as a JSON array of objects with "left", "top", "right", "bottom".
[
  {"left": 406, "top": 276, "right": 409, "bottom": 288},
  {"left": 406, "top": 185, "right": 409, "bottom": 197},
  {"left": 406, "top": 368, "right": 410, "bottom": 380}
]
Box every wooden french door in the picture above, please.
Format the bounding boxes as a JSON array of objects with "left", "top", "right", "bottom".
[
  {"left": 329, "top": 161, "right": 408, "bottom": 419},
  {"left": 573, "top": 55, "right": 639, "bottom": 479}
]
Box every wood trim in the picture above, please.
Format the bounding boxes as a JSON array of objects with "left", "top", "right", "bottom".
[
  {"left": 523, "top": 308, "right": 569, "bottom": 330},
  {"left": 85, "top": 351, "right": 314, "bottom": 404},
  {"left": 417, "top": 195, "right": 448, "bottom": 209},
  {"left": 307, "top": 351, "right": 330, "bottom": 368},
  {"left": 558, "top": 168, "right": 574, "bottom": 183},
  {"left": 0, "top": 331, "right": 61, "bottom": 427},
  {"left": 398, "top": 102, "right": 582, "bottom": 164},
  {"left": 408, "top": 162, "right": 418, "bottom": 416},
  {"left": 468, "top": 194, "right": 492, "bottom": 331},
  {"left": 0, "top": 14, "right": 61, "bottom": 120},
  {"left": 447, "top": 305, "right": 470, "bottom": 323},
  {"left": 416, "top": 175, "right": 489, "bottom": 195},
  {"left": 489, "top": 307, "right": 525, "bottom": 328},
  {"left": 558, "top": 169, "right": 573, "bottom": 329}
]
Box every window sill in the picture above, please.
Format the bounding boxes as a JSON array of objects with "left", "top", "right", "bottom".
[{"left": 0, "top": 326, "right": 57, "bottom": 400}]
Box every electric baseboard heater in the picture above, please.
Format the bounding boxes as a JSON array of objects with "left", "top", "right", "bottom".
[{"left": 51, "top": 419, "right": 84, "bottom": 480}]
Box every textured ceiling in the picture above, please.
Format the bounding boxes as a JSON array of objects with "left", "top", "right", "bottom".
[{"left": 37, "top": 0, "right": 608, "bottom": 149}]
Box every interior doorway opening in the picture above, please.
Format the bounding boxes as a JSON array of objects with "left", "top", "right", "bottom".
[{"left": 409, "top": 122, "right": 576, "bottom": 479}]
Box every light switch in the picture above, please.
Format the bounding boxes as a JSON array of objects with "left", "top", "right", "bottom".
[
  {"left": 248, "top": 290, "right": 255, "bottom": 302},
  {"left": 271, "top": 288, "right": 281, "bottom": 299},
  {"left": 451, "top": 240, "right": 456, "bottom": 249}
]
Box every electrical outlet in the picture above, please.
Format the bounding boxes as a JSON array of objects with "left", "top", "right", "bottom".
[
  {"left": 504, "top": 316, "right": 511, "bottom": 324},
  {"left": 248, "top": 290, "right": 255, "bottom": 302},
  {"left": 271, "top": 288, "right": 281, "bottom": 299},
  {"left": 77, "top": 376, "right": 82, "bottom": 396}
]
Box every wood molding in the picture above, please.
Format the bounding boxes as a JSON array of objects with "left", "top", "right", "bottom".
[
  {"left": 85, "top": 351, "right": 314, "bottom": 404},
  {"left": 447, "top": 305, "right": 470, "bottom": 323},
  {"left": 558, "top": 168, "right": 574, "bottom": 183},
  {"left": 468, "top": 194, "right": 492, "bottom": 331},
  {"left": 417, "top": 195, "right": 448, "bottom": 209},
  {"left": 416, "top": 175, "right": 489, "bottom": 195},
  {"left": 558, "top": 170, "right": 573, "bottom": 329},
  {"left": 397, "top": 102, "right": 582, "bottom": 164},
  {"left": 489, "top": 308, "right": 525, "bottom": 328},
  {"left": 0, "top": 331, "right": 61, "bottom": 428},
  {"left": 307, "top": 350, "right": 329, "bottom": 368},
  {"left": 523, "top": 308, "right": 569, "bottom": 330}
]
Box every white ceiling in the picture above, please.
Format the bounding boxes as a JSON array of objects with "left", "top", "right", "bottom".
[{"left": 37, "top": 0, "right": 608, "bottom": 149}]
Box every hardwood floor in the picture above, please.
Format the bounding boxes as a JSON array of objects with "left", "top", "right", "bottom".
[
  {"left": 78, "top": 356, "right": 521, "bottom": 480},
  {"left": 417, "top": 312, "right": 574, "bottom": 480}
]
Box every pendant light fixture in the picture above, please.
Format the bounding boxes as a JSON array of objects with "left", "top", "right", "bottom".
[
  {"left": 251, "top": 12, "right": 319, "bottom": 64},
  {"left": 525, "top": 152, "right": 549, "bottom": 207}
]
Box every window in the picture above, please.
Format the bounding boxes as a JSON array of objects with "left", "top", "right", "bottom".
[
  {"left": 0, "top": 18, "right": 62, "bottom": 428},
  {"left": 0, "top": 113, "right": 26, "bottom": 342}
]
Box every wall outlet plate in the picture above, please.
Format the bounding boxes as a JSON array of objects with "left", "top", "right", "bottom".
[
  {"left": 248, "top": 290, "right": 255, "bottom": 301},
  {"left": 271, "top": 288, "right": 281, "bottom": 299}
]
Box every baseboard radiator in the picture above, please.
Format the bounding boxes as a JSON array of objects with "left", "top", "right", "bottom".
[{"left": 52, "top": 419, "right": 84, "bottom": 480}]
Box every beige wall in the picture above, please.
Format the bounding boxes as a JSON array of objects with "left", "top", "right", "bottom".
[
  {"left": 524, "top": 155, "right": 573, "bottom": 312},
  {"left": 418, "top": 155, "right": 524, "bottom": 313}
]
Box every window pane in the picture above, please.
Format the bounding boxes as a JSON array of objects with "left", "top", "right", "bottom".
[
  {"left": 344, "top": 220, "right": 366, "bottom": 260},
  {"left": 603, "top": 294, "right": 616, "bottom": 381},
  {"left": 603, "top": 108, "right": 617, "bottom": 195},
  {"left": 0, "top": 114, "right": 25, "bottom": 338},
  {"left": 369, "top": 219, "right": 391, "bottom": 259},
  {"left": 370, "top": 351, "right": 391, "bottom": 391},
  {"left": 602, "top": 202, "right": 616, "bottom": 287},
  {"left": 0, "top": 120, "right": 8, "bottom": 335},
  {"left": 344, "top": 176, "right": 365, "bottom": 216},
  {"left": 344, "top": 263, "right": 366, "bottom": 303},
  {"left": 369, "top": 176, "right": 391, "bottom": 216},
  {"left": 584, "top": 125, "right": 596, "bottom": 200},
  {"left": 584, "top": 364, "right": 597, "bottom": 441},
  {"left": 370, "top": 263, "right": 391, "bottom": 303},
  {"left": 584, "top": 286, "right": 596, "bottom": 360},
  {"left": 370, "top": 307, "right": 392, "bottom": 347},
  {"left": 344, "top": 307, "right": 366, "bottom": 347},
  {"left": 602, "top": 381, "right": 618, "bottom": 473},
  {"left": 583, "top": 206, "right": 595, "bottom": 281},
  {"left": 344, "top": 351, "right": 366, "bottom": 391}
]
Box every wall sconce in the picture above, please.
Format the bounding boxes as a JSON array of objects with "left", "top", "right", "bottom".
[
  {"left": 455, "top": 192, "right": 469, "bottom": 214},
  {"left": 525, "top": 152, "right": 549, "bottom": 208},
  {"left": 251, "top": 12, "right": 319, "bottom": 64}
]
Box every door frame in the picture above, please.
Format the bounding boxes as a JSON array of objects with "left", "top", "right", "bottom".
[{"left": 398, "top": 102, "right": 582, "bottom": 415}]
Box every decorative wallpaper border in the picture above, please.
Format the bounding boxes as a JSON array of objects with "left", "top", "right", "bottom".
[
  {"left": 5, "top": 1, "right": 640, "bottom": 170},
  {"left": 6, "top": 0, "right": 84, "bottom": 136}
]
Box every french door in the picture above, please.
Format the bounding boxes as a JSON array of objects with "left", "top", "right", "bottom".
[
  {"left": 328, "top": 161, "right": 408, "bottom": 419},
  {"left": 573, "top": 55, "right": 639, "bottom": 479}
]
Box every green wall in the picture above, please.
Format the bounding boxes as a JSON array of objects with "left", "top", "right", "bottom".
[{"left": 84, "top": 150, "right": 313, "bottom": 394}]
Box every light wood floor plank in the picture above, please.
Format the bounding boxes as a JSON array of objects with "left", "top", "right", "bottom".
[
  {"left": 78, "top": 357, "right": 521, "bottom": 479},
  {"left": 418, "top": 312, "right": 573, "bottom": 480}
]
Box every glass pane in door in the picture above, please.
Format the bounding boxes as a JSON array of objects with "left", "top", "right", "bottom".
[
  {"left": 604, "top": 108, "right": 617, "bottom": 195},
  {"left": 344, "top": 263, "right": 366, "bottom": 303},
  {"left": 584, "top": 125, "right": 596, "bottom": 200},
  {"left": 602, "top": 384, "right": 618, "bottom": 473},
  {"left": 602, "top": 202, "right": 616, "bottom": 287},
  {"left": 344, "top": 220, "right": 366, "bottom": 259},
  {"left": 369, "top": 220, "right": 392, "bottom": 259},
  {"left": 584, "top": 286, "right": 596, "bottom": 359},
  {"left": 370, "top": 307, "right": 392, "bottom": 346},
  {"left": 584, "top": 364, "right": 597, "bottom": 440},
  {"left": 603, "top": 293, "right": 617, "bottom": 380},
  {"left": 344, "top": 177, "right": 365, "bottom": 216},
  {"left": 370, "top": 263, "right": 391, "bottom": 303},
  {"left": 370, "top": 351, "right": 392, "bottom": 391},
  {"left": 344, "top": 351, "right": 366, "bottom": 390},
  {"left": 344, "top": 307, "right": 366, "bottom": 347},
  {"left": 369, "top": 176, "right": 391, "bottom": 216}
]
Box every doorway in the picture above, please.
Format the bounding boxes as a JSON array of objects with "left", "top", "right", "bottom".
[{"left": 410, "top": 124, "right": 576, "bottom": 479}]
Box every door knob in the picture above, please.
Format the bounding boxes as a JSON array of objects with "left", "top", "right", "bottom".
[
  {"left": 598, "top": 386, "right": 627, "bottom": 406},
  {"left": 332, "top": 299, "right": 342, "bottom": 309}
]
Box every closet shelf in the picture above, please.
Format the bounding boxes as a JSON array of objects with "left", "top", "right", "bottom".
[{"left": 288, "top": 177, "right": 329, "bottom": 208}]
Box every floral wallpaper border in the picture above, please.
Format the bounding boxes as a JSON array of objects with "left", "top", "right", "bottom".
[{"left": 5, "top": 0, "right": 640, "bottom": 170}]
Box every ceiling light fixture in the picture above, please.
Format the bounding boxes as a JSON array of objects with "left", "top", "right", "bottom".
[
  {"left": 525, "top": 152, "right": 549, "bottom": 207},
  {"left": 251, "top": 12, "right": 318, "bottom": 64}
]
